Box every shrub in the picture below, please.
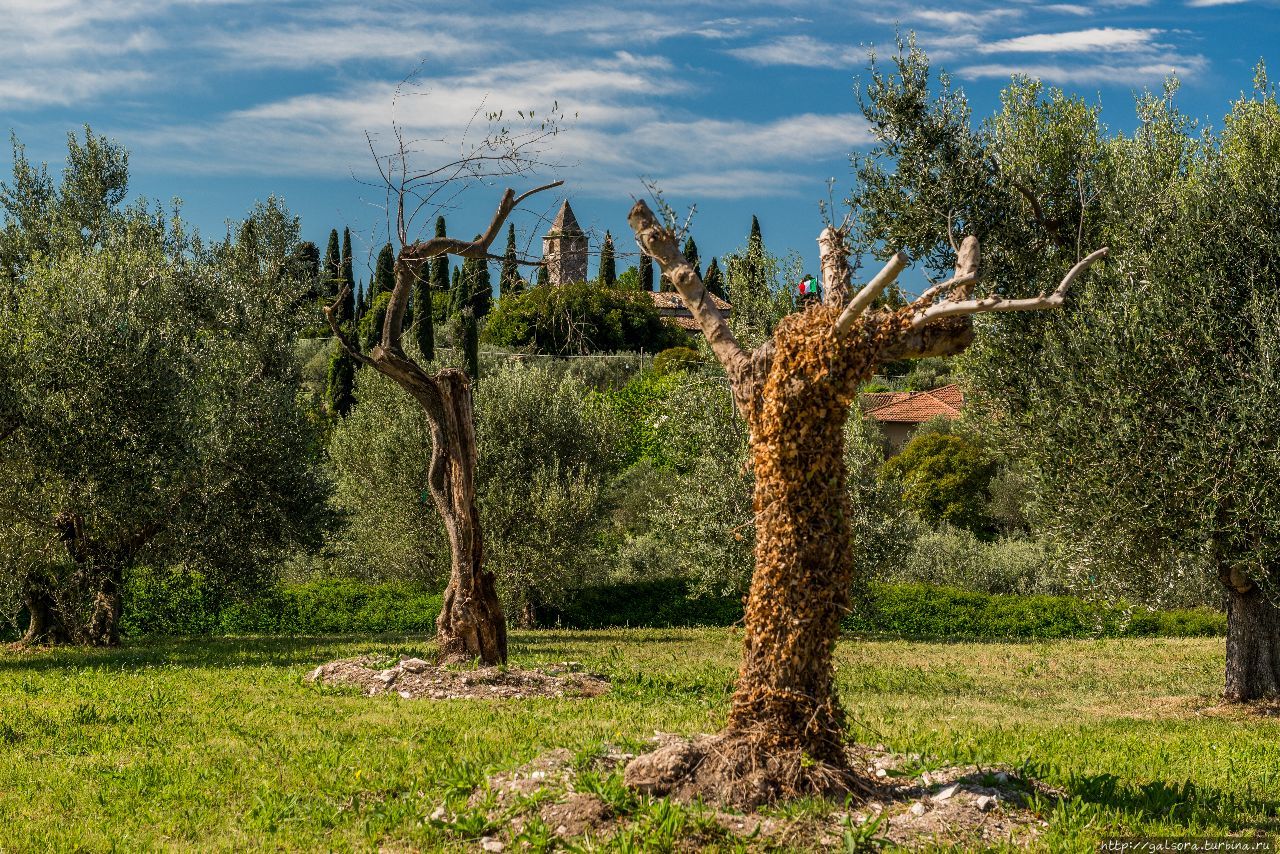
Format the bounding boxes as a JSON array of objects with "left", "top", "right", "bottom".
[
  {"left": 880, "top": 432, "right": 995, "bottom": 534},
  {"left": 887, "top": 525, "right": 1065, "bottom": 596},
  {"left": 652, "top": 347, "right": 704, "bottom": 376},
  {"left": 483, "top": 280, "right": 687, "bottom": 355}
]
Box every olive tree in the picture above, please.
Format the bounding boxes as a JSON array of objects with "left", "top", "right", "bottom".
[
  {"left": 851, "top": 41, "right": 1280, "bottom": 702},
  {"left": 0, "top": 134, "right": 326, "bottom": 645},
  {"left": 619, "top": 183, "right": 1105, "bottom": 803}
]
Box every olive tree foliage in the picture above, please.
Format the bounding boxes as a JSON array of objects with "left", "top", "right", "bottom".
[
  {"left": 0, "top": 133, "right": 327, "bottom": 645},
  {"left": 722, "top": 242, "right": 805, "bottom": 349},
  {"left": 612, "top": 371, "right": 910, "bottom": 599},
  {"left": 328, "top": 357, "right": 616, "bottom": 623},
  {"left": 853, "top": 39, "right": 1280, "bottom": 697}
]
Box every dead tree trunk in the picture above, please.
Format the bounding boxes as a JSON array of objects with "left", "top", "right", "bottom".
[
  {"left": 431, "top": 370, "right": 505, "bottom": 664},
  {"left": 623, "top": 201, "right": 1106, "bottom": 806},
  {"left": 325, "top": 182, "right": 559, "bottom": 666},
  {"left": 1221, "top": 565, "right": 1280, "bottom": 702}
]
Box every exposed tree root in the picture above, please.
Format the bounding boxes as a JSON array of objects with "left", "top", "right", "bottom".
[{"left": 623, "top": 732, "right": 872, "bottom": 810}]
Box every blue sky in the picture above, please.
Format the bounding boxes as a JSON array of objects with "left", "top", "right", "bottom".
[{"left": 2, "top": 0, "right": 1277, "bottom": 287}]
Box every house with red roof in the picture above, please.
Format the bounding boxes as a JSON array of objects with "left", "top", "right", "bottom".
[
  {"left": 649, "top": 290, "right": 732, "bottom": 333},
  {"left": 860, "top": 384, "right": 965, "bottom": 453}
]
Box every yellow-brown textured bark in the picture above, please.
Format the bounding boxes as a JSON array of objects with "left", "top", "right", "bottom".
[{"left": 726, "top": 303, "right": 888, "bottom": 762}]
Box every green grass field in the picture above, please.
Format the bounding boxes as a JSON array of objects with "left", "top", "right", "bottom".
[{"left": 0, "top": 630, "right": 1276, "bottom": 851}]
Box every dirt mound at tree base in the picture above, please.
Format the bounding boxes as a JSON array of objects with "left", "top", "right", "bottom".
[
  {"left": 434, "top": 738, "right": 1056, "bottom": 850},
  {"left": 305, "top": 656, "right": 609, "bottom": 700}
]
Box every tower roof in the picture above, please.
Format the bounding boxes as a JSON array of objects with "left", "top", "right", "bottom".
[{"left": 546, "top": 200, "right": 583, "bottom": 236}]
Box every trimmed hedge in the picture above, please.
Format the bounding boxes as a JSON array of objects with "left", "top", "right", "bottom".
[
  {"left": 112, "top": 572, "right": 1224, "bottom": 640},
  {"left": 546, "top": 578, "right": 1224, "bottom": 639},
  {"left": 120, "top": 572, "right": 441, "bottom": 638}
]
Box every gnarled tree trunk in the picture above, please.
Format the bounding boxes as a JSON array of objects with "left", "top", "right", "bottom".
[
  {"left": 17, "top": 574, "right": 71, "bottom": 647},
  {"left": 726, "top": 306, "right": 880, "bottom": 762},
  {"left": 431, "top": 370, "right": 506, "bottom": 664},
  {"left": 324, "top": 183, "right": 560, "bottom": 666},
  {"left": 622, "top": 200, "right": 1106, "bottom": 808},
  {"left": 1221, "top": 566, "right": 1280, "bottom": 702}
]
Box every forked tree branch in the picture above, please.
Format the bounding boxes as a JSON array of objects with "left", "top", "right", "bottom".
[
  {"left": 910, "top": 246, "right": 1108, "bottom": 328},
  {"left": 381, "top": 180, "right": 563, "bottom": 355},
  {"left": 834, "top": 251, "right": 911, "bottom": 337},
  {"left": 626, "top": 199, "right": 757, "bottom": 415}
]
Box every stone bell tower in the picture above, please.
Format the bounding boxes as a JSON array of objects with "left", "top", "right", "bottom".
[{"left": 542, "top": 200, "right": 588, "bottom": 285}]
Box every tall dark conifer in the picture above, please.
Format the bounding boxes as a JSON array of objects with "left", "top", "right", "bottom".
[
  {"left": 704, "top": 256, "right": 725, "bottom": 299},
  {"left": 537, "top": 263, "right": 549, "bottom": 286},
  {"left": 639, "top": 252, "right": 653, "bottom": 292},
  {"left": 412, "top": 252, "right": 435, "bottom": 361},
  {"left": 462, "top": 237, "right": 492, "bottom": 318},
  {"left": 431, "top": 216, "right": 450, "bottom": 320},
  {"left": 325, "top": 341, "right": 355, "bottom": 417},
  {"left": 322, "top": 229, "right": 341, "bottom": 298},
  {"left": 450, "top": 266, "right": 463, "bottom": 316},
  {"left": 682, "top": 235, "right": 701, "bottom": 279},
  {"left": 336, "top": 228, "right": 355, "bottom": 325},
  {"left": 499, "top": 223, "right": 521, "bottom": 297},
  {"left": 599, "top": 231, "right": 617, "bottom": 286},
  {"left": 374, "top": 243, "right": 395, "bottom": 295}
]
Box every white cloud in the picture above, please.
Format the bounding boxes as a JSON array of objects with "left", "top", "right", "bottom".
[
  {"left": 724, "top": 34, "right": 862, "bottom": 68},
  {"left": 980, "top": 27, "right": 1161, "bottom": 53},
  {"left": 959, "top": 54, "right": 1208, "bottom": 84}
]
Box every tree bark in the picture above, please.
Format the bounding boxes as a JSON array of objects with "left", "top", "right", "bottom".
[
  {"left": 723, "top": 305, "right": 883, "bottom": 762},
  {"left": 17, "top": 576, "right": 71, "bottom": 647},
  {"left": 430, "top": 370, "right": 506, "bottom": 664},
  {"left": 85, "top": 564, "right": 124, "bottom": 647},
  {"left": 1221, "top": 567, "right": 1280, "bottom": 702}
]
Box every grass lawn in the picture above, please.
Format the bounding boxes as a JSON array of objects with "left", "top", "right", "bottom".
[{"left": 0, "top": 629, "right": 1276, "bottom": 851}]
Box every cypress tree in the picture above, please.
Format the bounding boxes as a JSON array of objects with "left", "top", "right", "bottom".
[
  {"left": 292, "top": 240, "right": 321, "bottom": 300},
  {"left": 460, "top": 307, "right": 479, "bottom": 382},
  {"left": 599, "top": 231, "right": 616, "bottom": 286},
  {"left": 333, "top": 228, "right": 355, "bottom": 325},
  {"left": 537, "top": 263, "right": 549, "bottom": 286},
  {"left": 413, "top": 264, "right": 434, "bottom": 362},
  {"left": 431, "top": 216, "right": 450, "bottom": 320},
  {"left": 324, "top": 341, "right": 355, "bottom": 417},
  {"left": 749, "top": 215, "right": 763, "bottom": 253},
  {"left": 354, "top": 278, "right": 368, "bottom": 323},
  {"left": 639, "top": 252, "right": 653, "bottom": 291},
  {"left": 463, "top": 235, "right": 492, "bottom": 318},
  {"left": 682, "top": 235, "right": 701, "bottom": 279},
  {"left": 704, "top": 256, "right": 725, "bottom": 299},
  {"left": 341, "top": 227, "right": 355, "bottom": 292},
  {"left": 450, "top": 266, "right": 463, "bottom": 316},
  {"left": 374, "top": 242, "right": 395, "bottom": 295},
  {"left": 322, "top": 229, "right": 341, "bottom": 298},
  {"left": 499, "top": 223, "right": 521, "bottom": 297}
]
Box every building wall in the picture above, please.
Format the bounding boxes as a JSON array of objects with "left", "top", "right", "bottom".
[{"left": 542, "top": 232, "right": 588, "bottom": 285}]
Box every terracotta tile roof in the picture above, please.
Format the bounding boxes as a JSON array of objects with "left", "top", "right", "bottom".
[
  {"left": 667, "top": 316, "right": 701, "bottom": 331},
  {"left": 859, "top": 391, "right": 911, "bottom": 411},
  {"left": 863, "top": 384, "right": 964, "bottom": 423},
  {"left": 650, "top": 290, "right": 732, "bottom": 312}
]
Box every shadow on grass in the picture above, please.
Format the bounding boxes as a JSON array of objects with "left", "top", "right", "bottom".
[
  {"left": 0, "top": 628, "right": 715, "bottom": 674},
  {"left": 0, "top": 633, "right": 439, "bottom": 673},
  {"left": 1032, "top": 767, "right": 1280, "bottom": 835}
]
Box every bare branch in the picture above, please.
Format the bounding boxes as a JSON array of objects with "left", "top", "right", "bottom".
[
  {"left": 381, "top": 180, "right": 564, "bottom": 353},
  {"left": 322, "top": 285, "right": 375, "bottom": 368},
  {"left": 818, "top": 226, "right": 852, "bottom": 308},
  {"left": 626, "top": 199, "right": 756, "bottom": 415},
  {"left": 904, "top": 271, "right": 979, "bottom": 313},
  {"left": 835, "top": 251, "right": 911, "bottom": 337},
  {"left": 911, "top": 247, "right": 1109, "bottom": 328}
]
